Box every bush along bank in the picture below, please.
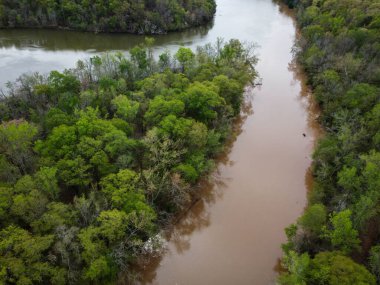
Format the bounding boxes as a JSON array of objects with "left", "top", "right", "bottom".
[
  {"left": 0, "top": 39, "right": 257, "bottom": 284},
  {"left": 279, "top": 0, "right": 380, "bottom": 284}
]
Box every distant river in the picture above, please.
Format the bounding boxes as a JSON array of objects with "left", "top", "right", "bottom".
[{"left": 0, "top": 1, "right": 321, "bottom": 284}]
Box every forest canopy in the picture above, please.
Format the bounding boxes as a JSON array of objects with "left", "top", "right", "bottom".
[
  {"left": 0, "top": 0, "right": 216, "bottom": 34},
  {"left": 0, "top": 39, "right": 257, "bottom": 284},
  {"left": 280, "top": 0, "right": 380, "bottom": 283}
]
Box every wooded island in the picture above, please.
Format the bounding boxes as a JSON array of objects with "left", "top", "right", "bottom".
[{"left": 0, "top": 0, "right": 216, "bottom": 34}]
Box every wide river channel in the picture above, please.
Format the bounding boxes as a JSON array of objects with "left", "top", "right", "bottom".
[{"left": 0, "top": 0, "right": 321, "bottom": 284}]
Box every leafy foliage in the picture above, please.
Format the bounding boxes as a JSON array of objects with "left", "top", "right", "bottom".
[
  {"left": 0, "top": 0, "right": 216, "bottom": 34},
  {"left": 280, "top": 251, "right": 376, "bottom": 285}
]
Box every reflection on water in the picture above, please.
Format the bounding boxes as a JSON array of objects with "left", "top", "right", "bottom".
[
  {"left": 0, "top": 23, "right": 213, "bottom": 52},
  {"left": 0, "top": 22, "right": 213, "bottom": 88}
]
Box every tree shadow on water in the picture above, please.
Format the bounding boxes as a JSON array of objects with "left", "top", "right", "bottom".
[{"left": 124, "top": 88, "right": 254, "bottom": 285}]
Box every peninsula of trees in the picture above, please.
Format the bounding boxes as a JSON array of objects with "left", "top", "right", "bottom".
[
  {"left": 0, "top": 39, "right": 257, "bottom": 284},
  {"left": 0, "top": 0, "right": 216, "bottom": 34},
  {"left": 280, "top": 0, "right": 380, "bottom": 284}
]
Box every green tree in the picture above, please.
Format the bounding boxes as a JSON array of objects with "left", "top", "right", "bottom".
[
  {"left": 279, "top": 251, "right": 310, "bottom": 285},
  {"left": 0, "top": 226, "right": 62, "bottom": 285},
  {"left": 181, "top": 82, "right": 226, "bottom": 124},
  {"left": 31, "top": 202, "right": 77, "bottom": 234},
  {"left": 175, "top": 47, "right": 195, "bottom": 73},
  {"left": 144, "top": 96, "right": 185, "bottom": 128},
  {"left": 100, "top": 169, "right": 156, "bottom": 225},
  {"left": 369, "top": 245, "right": 380, "bottom": 283},
  {"left": 212, "top": 75, "right": 243, "bottom": 115},
  {"left": 34, "top": 167, "right": 60, "bottom": 200},
  {"left": 10, "top": 175, "right": 49, "bottom": 225},
  {"left": 111, "top": 95, "right": 140, "bottom": 123},
  {"left": 0, "top": 120, "right": 38, "bottom": 174},
  {"left": 0, "top": 187, "right": 12, "bottom": 226},
  {"left": 298, "top": 204, "right": 327, "bottom": 237},
  {"left": 309, "top": 252, "right": 376, "bottom": 285},
  {"left": 329, "top": 210, "right": 360, "bottom": 254}
]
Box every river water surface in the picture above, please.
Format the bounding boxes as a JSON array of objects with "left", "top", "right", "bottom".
[{"left": 0, "top": 1, "right": 320, "bottom": 284}]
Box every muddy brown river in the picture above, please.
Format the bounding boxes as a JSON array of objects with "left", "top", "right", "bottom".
[
  {"left": 137, "top": 2, "right": 321, "bottom": 285},
  {"left": 0, "top": 0, "right": 320, "bottom": 284}
]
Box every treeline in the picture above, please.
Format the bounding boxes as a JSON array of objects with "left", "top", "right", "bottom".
[
  {"left": 0, "top": 39, "right": 257, "bottom": 284},
  {"left": 279, "top": 0, "right": 380, "bottom": 284},
  {"left": 0, "top": 0, "right": 216, "bottom": 34}
]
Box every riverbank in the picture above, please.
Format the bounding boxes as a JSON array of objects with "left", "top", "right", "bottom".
[{"left": 279, "top": 0, "right": 380, "bottom": 283}]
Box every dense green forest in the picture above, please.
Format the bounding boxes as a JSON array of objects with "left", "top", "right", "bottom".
[
  {"left": 0, "top": 0, "right": 216, "bottom": 33},
  {"left": 280, "top": 0, "right": 380, "bottom": 284},
  {"left": 0, "top": 39, "right": 256, "bottom": 284}
]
